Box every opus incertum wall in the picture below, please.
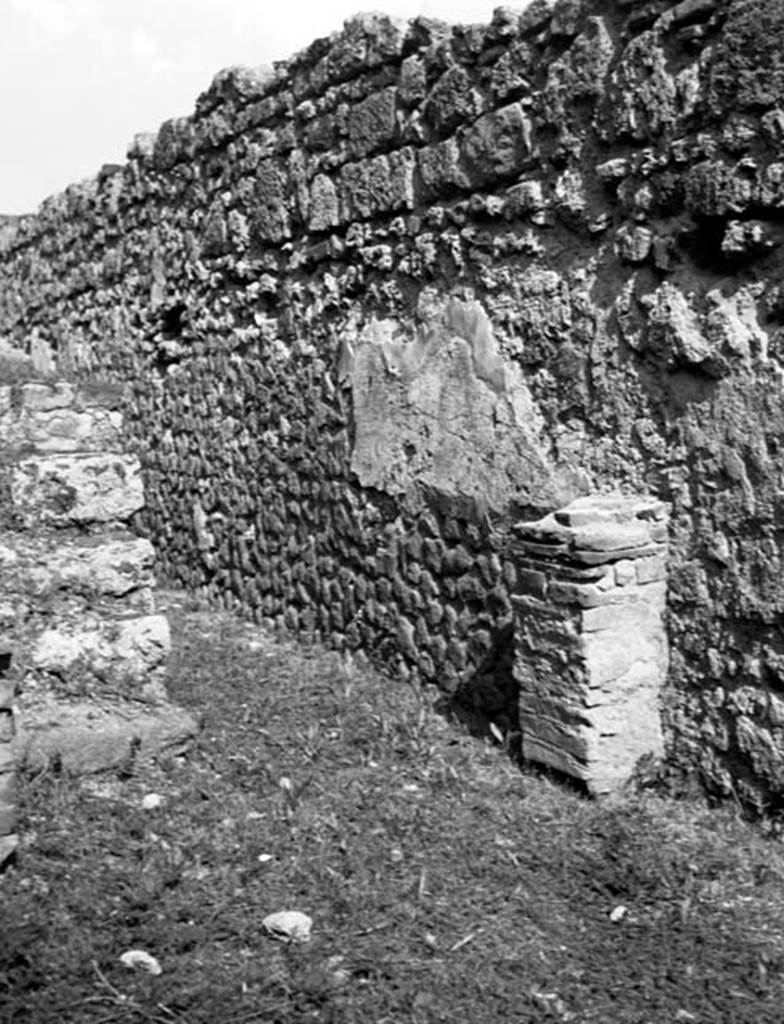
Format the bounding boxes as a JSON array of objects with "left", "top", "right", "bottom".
[{"left": 3, "top": 0, "right": 784, "bottom": 805}]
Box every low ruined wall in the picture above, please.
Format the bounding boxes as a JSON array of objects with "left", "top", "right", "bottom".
[
  {"left": 0, "top": 379, "right": 196, "bottom": 802},
  {"left": 3, "top": 0, "right": 784, "bottom": 805}
]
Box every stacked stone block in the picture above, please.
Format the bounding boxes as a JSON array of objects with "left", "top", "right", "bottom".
[
  {"left": 0, "top": 379, "right": 195, "bottom": 779},
  {"left": 511, "top": 496, "right": 669, "bottom": 794}
]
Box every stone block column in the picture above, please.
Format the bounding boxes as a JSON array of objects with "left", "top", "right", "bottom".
[
  {"left": 0, "top": 379, "right": 197, "bottom": 776},
  {"left": 510, "top": 495, "right": 669, "bottom": 795}
]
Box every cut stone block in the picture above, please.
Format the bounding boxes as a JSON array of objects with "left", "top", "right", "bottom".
[
  {"left": 0, "top": 404, "right": 123, "bottom": 454},
  {"left": 31, "top": 614, "right": 170, "bottom": 694},
  {"left": 11, "top": 453, "right": 145, "bottom": 525},
  {"left": 512, "top": 494, "right": 669, "bottom": 795},
  {"left": 553, "top": 494, "right": 668, "bottom": 527},
  {"left": 15, "top": 697, "right": 198, "bottom": 774},
  {"left": 572, "top": 521, "right": 653, "bottom": 551},
  {"left": 35, "top": 537, "right": 155, "bottom": 597},
  {"left": 1, "top": 532, "right": 152, "bottom": 591},
  {"left": 16, "top": 382, "right": 75, "bottom": 411}
]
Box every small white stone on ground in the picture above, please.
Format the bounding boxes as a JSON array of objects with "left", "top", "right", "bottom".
[
  {"left": 119, "top": 949, "right": 162, "bottom": 975},
  {"left": 262, "top": 910, "right": 312, "bottom": 944}
]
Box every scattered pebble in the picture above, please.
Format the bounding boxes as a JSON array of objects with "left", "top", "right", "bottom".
[
  {"left": 609, "top": 905, "right": 627, "bottom": 923},
  {"left": 531, "top": 989, "right": 570, "bottom": 1017},
  {"left": 119, "top": 949, "right": 162, "bottom": 975},
  {"left": 326, "top": 954, "right": 351, "bottom": 987},
  {"left": 80, "top": 779, "right": 125, "bottom": 802},
  {"left": 257, "top": 853, "right": 274, "bottom": 864},
  {"left": 262, "top": 910, "right": 313, "bottom": 944},
  {"left": 141, "top": 793, "right": 164, "bottom": 811}
]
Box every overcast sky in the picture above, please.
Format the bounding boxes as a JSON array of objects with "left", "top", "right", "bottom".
[{"left": 0, "top": 0, "right": 525, "bottom": 215}]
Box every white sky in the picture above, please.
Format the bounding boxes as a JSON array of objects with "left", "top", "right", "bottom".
[{"left": 0, "top": 0, "right": 528, "bottom": 215}]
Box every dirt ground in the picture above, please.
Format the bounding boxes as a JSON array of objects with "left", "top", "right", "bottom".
[{"left": 2, "top": 596, "right": 783, "bottom": 1023}]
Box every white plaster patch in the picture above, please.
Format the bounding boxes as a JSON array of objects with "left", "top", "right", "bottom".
[{"left": 344, "top": 297, "right": 565, "bottom": 513}]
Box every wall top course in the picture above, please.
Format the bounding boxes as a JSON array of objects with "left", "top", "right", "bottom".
[{"left": 513, "top": 495, "right": 670, "bottom": 566}]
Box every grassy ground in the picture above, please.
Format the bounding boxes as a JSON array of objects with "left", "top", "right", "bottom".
[{"left": 2, "top": 596, "right": 784, "bottom": 1023}]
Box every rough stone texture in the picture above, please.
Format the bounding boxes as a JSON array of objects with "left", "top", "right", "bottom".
[
  {"left": 0, "top": 379, "right": 197, "bottom": 796},
  {"left": 11, "top": 453, "right": 145, "bottom": 527},
  {"left": 511, "top": 495, "right": 669, "bottom": 794},
  {"left": 0, "top": 381, "right": 123, "bottom": 454},
  {"left": 22, "top": 536, "right": 156, "bottom": 598},
  {"left": 344, "top": 296, "right": 568, "bottom": 513},
  {"left": 31, "top": 614, "right": 170, "bottom": 701},
  {"left": 3, "top": 1, "right": 784, "bottom": 806},
  {"left": 14, "top": 698, "right": 196, "bottom": 774}
]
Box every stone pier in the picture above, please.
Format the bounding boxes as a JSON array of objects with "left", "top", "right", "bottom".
[
  {"left": 510, "top": 495, "right": 669, "bottom": 795},
  {"left": 0, "top": 378, "right": 197, "bottom": 785}
]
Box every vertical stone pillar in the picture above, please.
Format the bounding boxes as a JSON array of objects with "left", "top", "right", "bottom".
[
  {"left": 0, "top": 379, "right": 197, "bottom": 775},
  {"left": 510, "top": 495, "right": 669, "bottom": 795},
  {"left": 0, "top": 651, "right": 17, "bottom": 867}
]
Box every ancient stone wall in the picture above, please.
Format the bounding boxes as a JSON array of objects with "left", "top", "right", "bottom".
[
  {"left": 3, "top": 0, "right": 784, "bottom": 806},
  {"left": 0, "top": 378, "right": 196, "bottom": 837}
]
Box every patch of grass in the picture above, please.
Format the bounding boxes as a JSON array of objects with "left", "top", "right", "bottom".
[{"left": 2, "top": 597, "right": 784, "bottom": 1022}]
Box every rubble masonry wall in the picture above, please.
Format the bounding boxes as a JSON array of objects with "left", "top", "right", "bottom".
[{"left": 3, "top": 0, "right": 784, "bottom": 805}]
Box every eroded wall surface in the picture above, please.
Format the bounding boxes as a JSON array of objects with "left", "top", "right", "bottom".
[{"left": 3, "top": 0, "right": 784, "bottom": 805}]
